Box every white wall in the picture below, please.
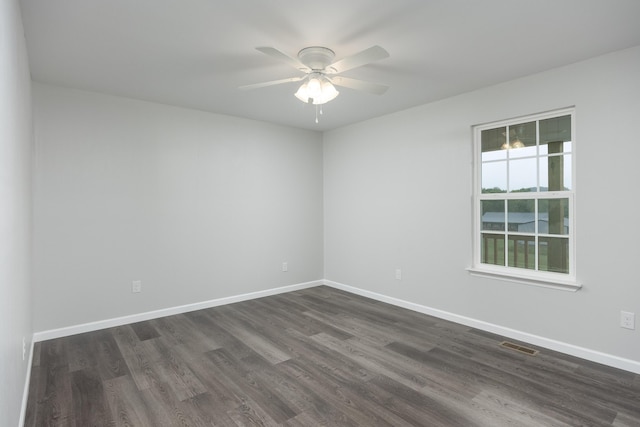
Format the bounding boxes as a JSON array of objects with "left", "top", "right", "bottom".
[
  {"left": 33, "top": 84, "right": 323, "bottom": 332},
  {"left": 0, "top": 0, "right": 33, "bottom": 425},
  {"left": 324, "top": 45, "right": 640, "bottom": 365}
]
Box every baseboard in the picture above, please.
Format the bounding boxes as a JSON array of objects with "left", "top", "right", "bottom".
[
  {"left": 323, "top": 280, "right": 640, "bottom": 375},
  {"left": 31, "top": 278, "right": 640, "bottom": 375},
  {"left": 33, "top": 280, "right": 322, "bottom": 342},
  {"left": 19, "top": 337, "right": 35, "bottom": 427}
]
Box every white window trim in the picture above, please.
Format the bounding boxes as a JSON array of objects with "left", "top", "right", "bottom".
[{"left": 470, "top": 107, "right": 580, "bottom": 291}]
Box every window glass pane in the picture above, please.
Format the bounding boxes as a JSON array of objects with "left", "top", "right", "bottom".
[
  {"left": 508, "top": 235, "right": 535, "bottom": 270},
  {"left": 482, "top": 127, "right": 507, "bottom": 161},
  {"left": 540, "top": 115, "right": 571, "bottom": 154},
  {"left": 538, "top": 237, "right": 569, "bottom": 274},
  {"left": 538, "top": 198, "right": 569, "bottom": 235},
  {"left": 482, "top": 161, "right": 507, "bottom": 193},
  {"left": 507, "top": 121, "right": 536, "bottom": 159},
  {"left": 481, "top": 200, "right": 505, "bottom": 231},
  {"left": 508, "top": 158, "right": 537, "bottom": 192},
  {"left": 539, "top": 154, "right": 571, "bottom": 191},
  {"left": 507, "top": 199, "right": 535, "bottom": 232},
  {"left": 481, "top": 233, "right": 505, "bottom": 266},
  {"left": 563, "top": 154, "right": 572, "bottom": 190}
]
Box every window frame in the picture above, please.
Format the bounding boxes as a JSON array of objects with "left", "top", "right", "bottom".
[{"left": 469, "top": 107, "right": 580, "bottom": 291}]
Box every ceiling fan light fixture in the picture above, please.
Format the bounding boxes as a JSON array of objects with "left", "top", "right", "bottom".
[
  {"left": 501, "top": 138, "right": 525, "bottom": 150},
  {"left": 320, "top": 79, "right": 339, "bottom": 101},
  {"left": 294, "top": 75, "right": 339, "bottom": 105},
  {"left": 307, "top": 75, "right": 322, "bottom": 97},
  {"left": 511, "top": 138, "right": 525, "bottom": 149},
  {"left": 294, "top": 84, "right": 309, "bottom": 103}
]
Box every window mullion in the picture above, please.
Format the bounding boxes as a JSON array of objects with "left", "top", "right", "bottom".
[
  {"left": 535, "top": 120, "right": 540, "bottom": 271},
  {"left": 534, "top": 197, "right": 539, "bottom": 271},
  {"left": 504, "top": 199, "right": 509, "bottom": 267}
]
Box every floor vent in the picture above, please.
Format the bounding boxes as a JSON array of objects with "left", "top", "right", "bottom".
[{"left": 500, "top": 341, "right": 539, "bottom": 356}]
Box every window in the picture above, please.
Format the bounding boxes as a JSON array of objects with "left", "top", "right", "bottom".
[{"left": 470, "top": 108, "right": 579, "bottom": 290}]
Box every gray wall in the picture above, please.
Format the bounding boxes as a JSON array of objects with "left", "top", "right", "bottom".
[
  {"left": 33, "top": 84, "right": 324, "bottom": 331},
  {"left": 0, "top": 0, "right": 33, "bottom": 425},
  {"left": 27, "top": 37, "right": 640, "bottom": 385},
  {"left": 324, "top": 45, "right": 640, "bottom": 363}
]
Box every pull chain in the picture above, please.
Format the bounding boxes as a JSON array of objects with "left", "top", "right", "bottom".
[{"left": 314, "top": 105, "right": 325, "bottom": 124}]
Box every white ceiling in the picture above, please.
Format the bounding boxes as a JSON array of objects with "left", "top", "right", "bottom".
[{"left": 20, "top": 0, "right": 640, "bottom": 131}]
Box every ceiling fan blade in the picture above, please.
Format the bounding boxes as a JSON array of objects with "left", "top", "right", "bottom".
[
  {"left": 327, "top": 45, "right": 389, "bottom": 74},
  {"left": 255, "top": 47, "right": 310, "bottom": 72},
  {"left": 330, "top": 76, "right": 389, "bottom": 95},
  {"left": 239, "top": 76, "right": 306, "bottom": 90}
]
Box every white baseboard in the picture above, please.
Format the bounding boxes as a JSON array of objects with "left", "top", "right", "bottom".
[
  {"left": 19, "top": 337, "right": 35, "bottom": 427},
  {"left": 30, "top": 278, "right": 640, "bottom": 375},
  {"left": 33, "top": 280, "right": 322, "bottom": 342},
  {"left": 323, "top": 280, "right": 640, "bottom": 375}
]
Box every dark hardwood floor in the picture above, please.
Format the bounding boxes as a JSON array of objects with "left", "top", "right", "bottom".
[{"left": 25, "top": 286, "right": 640, "bottom": 426}]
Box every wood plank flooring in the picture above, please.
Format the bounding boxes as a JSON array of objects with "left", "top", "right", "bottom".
[{"left": 25, "top": 286, "right": 640, "bottom": 426}]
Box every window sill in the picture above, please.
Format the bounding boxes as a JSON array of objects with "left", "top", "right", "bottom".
[{"left": 466, "top": 267, "right": 582, "bottom": 292}]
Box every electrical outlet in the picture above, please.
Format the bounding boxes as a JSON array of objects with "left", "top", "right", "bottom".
[
  {"left": 395, "top": 269, "right": 402, "bottom": 280},
  {"left": 132, "top": 280, "right": 142, "bottom": 293},
  {"left": 282, "top": 262, "right": 288, "bottom": 272},
  {"left": 620, "top": 311, "right": 635, "bottom": 330},
  {"left": 22, "top": 337, "right": 26, "bottom": 361}
]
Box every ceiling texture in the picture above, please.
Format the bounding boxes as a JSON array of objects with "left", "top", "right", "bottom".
[{"left": 20, "top": 0, "right": 640, "bottom": 131}]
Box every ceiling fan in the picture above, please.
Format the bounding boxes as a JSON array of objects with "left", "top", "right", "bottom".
[{"left": 239, "top": 45, "right": 390, "bottom": 120}]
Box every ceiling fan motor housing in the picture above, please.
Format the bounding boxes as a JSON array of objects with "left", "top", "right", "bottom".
[{"left": 297, "top": 46, "right": 336, "bottom": 71}]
